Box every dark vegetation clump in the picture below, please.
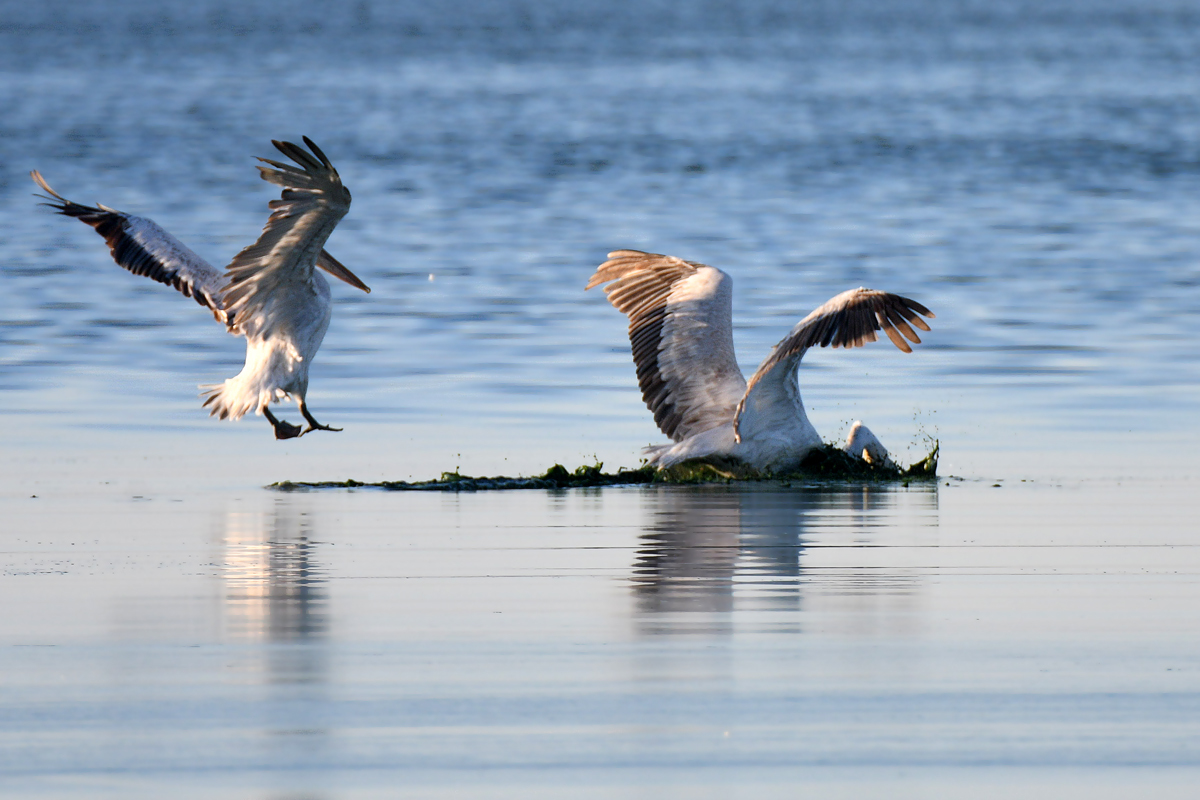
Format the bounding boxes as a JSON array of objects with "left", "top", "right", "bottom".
[
  {"left": 271, "top": 463, "right": 656, "bottom": 492},
  {"left": 789, "top": 442, "right": 939, "bottom": 481},
  {"left": 269, "top": 443, "right": 938, "bottom": 492}
]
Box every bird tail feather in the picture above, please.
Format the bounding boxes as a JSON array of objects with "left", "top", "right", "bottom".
[{"left": 200, "top": 375, "right": 290, "bottom": 421}]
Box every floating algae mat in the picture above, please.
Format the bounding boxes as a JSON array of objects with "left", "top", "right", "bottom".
[{"left": 270, "top": 444, "right": 938, "bottom": 492}]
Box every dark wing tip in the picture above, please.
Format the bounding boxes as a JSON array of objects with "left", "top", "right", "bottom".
[
  {"left": 272, "top": 138, "right": 323, "bottom": 172},
  {"left": 302, "top": 136, "right": 332, "bottom": 168},
  {"left": 900, "top": 295, "right": 935, "bottom": 319},
  {"left": 30, "top": 170, "right": 69, "bottom": 205},
  {"left": 28, "top": 171, "right": 120, "bottom": 219}
]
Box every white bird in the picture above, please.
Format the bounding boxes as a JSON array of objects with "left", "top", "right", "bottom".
[
  {"left": 32, "top": 137, "right": 370, "bottom": 439},
  {"left": 587, "top": 250, "right": 934, "bottom": 472}
]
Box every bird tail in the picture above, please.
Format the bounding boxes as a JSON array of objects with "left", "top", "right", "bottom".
[
  {"left": 200, "top": 336, "right": 305, "bottom": 421},
  {"left": 641, "top": 443, "right": 679, "bottom": 467},
  {"left": 200, "top": 375, "right": 291, "bottom": 421}
]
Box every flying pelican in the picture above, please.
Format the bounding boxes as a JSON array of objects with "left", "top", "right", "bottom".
[
  {"left": 587, "top": 250, "right": 934, "bottom": 472},
  {"left": 32, "top": 137, "right": 370, "bottom": 440}
]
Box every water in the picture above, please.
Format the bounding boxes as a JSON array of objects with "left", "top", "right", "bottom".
[
  {"left": 4, "top": 481, "right": 1199, "bottom": 797},
  {"left": 1, "top": 0, "right": 1199, "bottom": 796}
]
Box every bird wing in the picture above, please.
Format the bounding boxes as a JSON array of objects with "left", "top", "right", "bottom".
[
  {"left": 734, "top": 287, "right": 934, "bottom": 440},
  {"left": 220, "top": 137, "right": 351, "bottom": 332},
  {"left": 31, "top": 170, "right": 227, "bottom": 320},
  {"left": 587, "top": 250, "right": 748, "bottom": 441}
]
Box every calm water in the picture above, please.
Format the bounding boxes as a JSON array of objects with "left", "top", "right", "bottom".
[
  {"left": 1, "top": 0, "right": 1199, "bottom": 796},
  {"left": 3, "top": 481, "right": 1200, "bottom": 798}
]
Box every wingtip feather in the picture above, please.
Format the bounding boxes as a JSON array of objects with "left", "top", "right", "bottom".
[
  {"left": 302, "top": 136, "right": 332, "bottom": 168},
  {"left": 882, "top": 324, "right": 913, "bottom": 353},
  {"left": 30, "top": 170, "right": 71, "bottom": 206},
  {"left": 273, "top": 139, "right": 323, "bottom": 171}
]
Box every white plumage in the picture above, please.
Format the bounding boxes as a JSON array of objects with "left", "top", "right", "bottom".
[
  {"left": 32, "top": 137, "right": 370, "bottom": 439},
  {"left": 587, "top": 250, "right": 934, "bottom": 471}
]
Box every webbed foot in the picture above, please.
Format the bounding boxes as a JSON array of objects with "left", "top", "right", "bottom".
[
  {"left": 263, "top": 406, "right": 303, "bottom": 440},
  {"left": 299, "top": 403, "right": 342, "bottom": 435}
]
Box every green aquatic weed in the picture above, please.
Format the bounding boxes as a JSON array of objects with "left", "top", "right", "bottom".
[{"left": 269, "top": 442, "right": 937, "bottom": 492}]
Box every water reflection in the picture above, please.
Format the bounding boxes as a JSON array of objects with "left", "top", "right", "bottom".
[
  {"left": 632, "top": 485, "right": 938, "bottom": 635},
  {"left": 221, "top": 498, "right": 329, "bottom": 684}
]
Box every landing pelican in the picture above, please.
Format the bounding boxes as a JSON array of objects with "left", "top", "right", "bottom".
[
  {"left": 587, "top": 250, "right": 934, "bottom": 472},
  {"left": 32, "top": 137, "right": 370, "bottom": 439}
]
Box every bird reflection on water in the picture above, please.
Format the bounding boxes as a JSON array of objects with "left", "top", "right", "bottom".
[
  {"left": 631, "top": 485, "right": 938, "bottom": 636},
  {"left": 221, "top": 498, "right": 329, "bottom": 684}
]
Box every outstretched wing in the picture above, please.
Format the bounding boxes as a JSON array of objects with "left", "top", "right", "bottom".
[
  {"left": 734, "top": 287, "right": 934, "bottom": 439},
  {"left": 587, "top": 249, "right": 748, "bottom": 441},
  {"left": 31, "top": 170, "right": 226, "bottom": 319},
  {"left": 221, "top": 137, "right": 351, "bottom": 331}
]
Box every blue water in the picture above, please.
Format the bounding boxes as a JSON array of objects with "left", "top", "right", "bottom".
[
  {"left": 2, "top": 1, "right": 1200, "bottom": 797},
  {"left": 3, "top": 0, "right": 1199, "bottom": 483}
]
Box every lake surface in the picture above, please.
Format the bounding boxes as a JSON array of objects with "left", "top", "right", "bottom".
[
  {"left": 1, "top": 0, "right": 1198, "bottom": 796},
  {"left": 3, "top": 480, "right": 1199, "bottom": 798}
]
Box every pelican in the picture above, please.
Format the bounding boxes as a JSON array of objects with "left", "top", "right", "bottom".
[
  {"left": 32, "top": 137, "right": 370, "bottom": 440},
  {"left": 587, "top": 250, "right": 935, "bottom": 472}
]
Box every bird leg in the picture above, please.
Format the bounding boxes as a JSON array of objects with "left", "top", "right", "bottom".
[
  {"left": 262, "top": 405, "right": 303, "bottom": 440},
  {"left": 299, "top": 401, "right": 343, "bottom": 435}
]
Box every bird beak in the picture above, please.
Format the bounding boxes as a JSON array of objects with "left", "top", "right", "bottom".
[{"left": 317, "top": 249, "right": 371, "bottom": 293}]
